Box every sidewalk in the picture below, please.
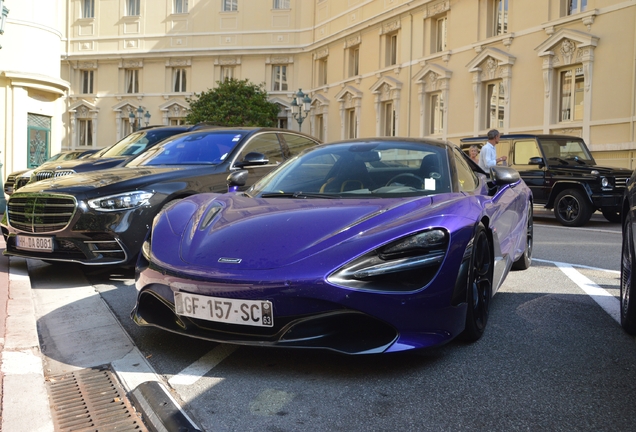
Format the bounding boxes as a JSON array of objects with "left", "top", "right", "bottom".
[{"left": 0, "top": 237, "right": 201, "bottom": 431}]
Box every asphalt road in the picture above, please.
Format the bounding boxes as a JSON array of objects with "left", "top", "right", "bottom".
[{"left": 29, "top": 208, "right": 634, "bottom": 431}]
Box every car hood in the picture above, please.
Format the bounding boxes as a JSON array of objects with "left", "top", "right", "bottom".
[
  {"left": 36, "top": 156, "right": 128, "bottom": 172},
  {"left": 15, "top": 166, "right": 196, "bottom": 194},
  {"left": 169, "top": 193, "right": 443, "bottom": 270},
  {"left": 545, "top": 163, "right": 632, "bottom": 177}
]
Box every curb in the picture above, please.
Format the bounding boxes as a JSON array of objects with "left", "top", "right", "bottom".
[{"left": 1, "top": 251, "right": 202, "bottom": 432}]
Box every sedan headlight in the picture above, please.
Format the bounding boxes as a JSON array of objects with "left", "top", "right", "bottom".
[
  {"left": 88, "top": 191, "right": 154, "bottom": 212},
  {"left": 328, "top": 229, "right": 449, "bottom": 292}
]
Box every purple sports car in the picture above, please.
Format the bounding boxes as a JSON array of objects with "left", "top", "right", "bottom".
[{"left": 132, "top": 138, "right": 533, "bottom": 354}]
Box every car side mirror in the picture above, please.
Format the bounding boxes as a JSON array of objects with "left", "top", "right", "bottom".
[
  {"left": 234, "top": 152, "right": 269, "bottom": 168},
  {"left": 227, "top": 170, "right": 248, "bottom": 192},
  {"left": 528, "top": 156, "right": 545, "bottom": 167},
  {"left": 487, "top": 166, "right": 520, "bottom": 196}
]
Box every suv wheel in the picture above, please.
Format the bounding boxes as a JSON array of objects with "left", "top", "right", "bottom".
[
  {"left": 554, "top": 189, "right": 593, "bottom": 227},
  {"left": 602, "top": 208, "right": 622, "bottom": 223}
]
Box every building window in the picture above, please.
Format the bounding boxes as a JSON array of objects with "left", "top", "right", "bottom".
[
  {"left": 315, "top": 114, "right": 324, "bottom": 141},
  {"left": 435, "top": 16, "right": 447, "bottom": 53},
  {"left": 494, "top": 0, "right": 508, "bottom": 35},
  {"left": 346, "top": 108, "right": 357, "bottom": 139},
  {"left": 174, "top": 0, "right": 188, "bottom": 14},
  {"left": 221, "top": 66, "right": 234, "bottom": 81},
  {"left": 173, "top": 68, "right": 187, "bottom": 92},
  {"left": 127, "top": 0, "right": 140, "bottom": 16},
  {"left": 273, "top": 0, "right": 290, "bottom": 9},
  {"left": 559, "top": 66, "right": 584, "bottom": 122},
  {"left": 78, "top": 119, "right": 93, "bottom": 147},
  {"left": 486, "top": 81, "right": 505, "bottom": 129},
  {"left": 382, "top": 102, "right": 395, "bottom": 136},
  {"left": 125, "top": 69, "right": 139, "bottom": 94},
  {"left": 348, "top": 46, "right": 360, "bottom": 77},
  {"left": 170, "top": 118, "right": 186, "bottom": 125},
  {"left": 386, "top": 32, "right": 398, "bottom": 67},
  {"left": 272, "top": 65, "right": 287, "bottom": 91},
  {"left": 429, "top": 92, "right": 444, "bottom": 135},
  {"left": 565, "top": 0, "right": 587, "bottom": 15},
  {"left": 82, "top": 0, "right": 94, "bottom": 18},
  {"left": 317, "top": 58, "right": 328, "bottom": 87},
  {"left": 223, "top": 0, "right": 237, "bottom": 12},
  {"left": 81, "top": 70, "right": 94, "bottom": 94}
]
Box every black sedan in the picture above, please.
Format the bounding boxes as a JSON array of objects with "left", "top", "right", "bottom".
[
  {"left": 25, "top": 124, "right": 216, "bottom": 185},
  {"left": 1, "top": 127, "right": 320, "bottom": 267},
  {"left": 621, "top": 172, "right": 636, "bottom": 333}
]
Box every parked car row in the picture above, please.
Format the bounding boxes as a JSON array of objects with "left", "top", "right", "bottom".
[{"left": 6, "top": 126, "right": 636, "bottom": 354}]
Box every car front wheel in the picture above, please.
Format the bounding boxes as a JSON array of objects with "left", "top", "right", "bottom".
[
  {"left": 554, "top": 189, "right": 593, "bottom": 227},
  {"left": 460, "top": 223, "right": 493, "bottom": 342},
  {"left": 621, "top": 211, "right": 636, "bottom": 334}
]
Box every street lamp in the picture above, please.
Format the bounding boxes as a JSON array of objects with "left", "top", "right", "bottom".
[
  {"left": 1, "top": 0, "right": 10, "bottom": 50},
  {"left": 291, "top": 89, "right": 312, "bottom": 132},
  {"left": 129, "top": 106, "right": 151, "bottom": 132}
]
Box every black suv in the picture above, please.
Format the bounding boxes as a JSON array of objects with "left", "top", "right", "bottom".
[{"left": 460, "top": 134, "right": 632, "bottom": 227}]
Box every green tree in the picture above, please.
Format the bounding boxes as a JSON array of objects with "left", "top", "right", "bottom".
[{"left": 185, "top": 78, "right": 280, "bottom": 127}]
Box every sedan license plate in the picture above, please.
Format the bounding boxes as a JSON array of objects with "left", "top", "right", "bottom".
[
  {"left": 16, "top": 235, "right": 53, "bottom": 252},
  {"left": 174, "top": 292, "right": 274, "bottom": 327}
]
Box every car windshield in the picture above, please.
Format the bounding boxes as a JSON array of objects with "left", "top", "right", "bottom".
[
  {"left": 540, "top": 138, "right": 595, "bottom": 163},
  {"left": 127, "top": 131, "right": 242, "bottom": 166},
  {"left": 94, "top": 131, "right": 152, "bottom": 158},
  {"left": 249, "top": 141, "right": 451, "bottom": 198}
]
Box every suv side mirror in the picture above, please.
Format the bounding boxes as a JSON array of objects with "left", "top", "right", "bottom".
[
  {"left": 234, "top": 152, "right": 269, "bottom": 168},
  {"left": 528, "top": 156, "right": 545, "bottom": 167}
]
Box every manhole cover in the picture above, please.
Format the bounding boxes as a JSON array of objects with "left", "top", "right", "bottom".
[{"left": 46, "top": 365, "right": 148, "bottom": 431}]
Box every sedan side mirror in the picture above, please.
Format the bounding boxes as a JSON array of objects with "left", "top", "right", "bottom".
[
  {"left": 227, "top": 170, "right": 248, "bottom": 192},
  {"left": 234, "top": 152, "right": 269, "bottom": 168}
]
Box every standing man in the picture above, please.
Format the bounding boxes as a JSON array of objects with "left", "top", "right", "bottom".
[{"left": 479, "top": 129, "right": 507, "bottom": 171}]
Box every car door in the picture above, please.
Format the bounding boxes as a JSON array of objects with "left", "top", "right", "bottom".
[{"left": 509, "top": 139, "right": 547, "bottom": 203}]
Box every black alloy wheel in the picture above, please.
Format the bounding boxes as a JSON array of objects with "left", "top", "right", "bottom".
[
  {"left": 620, "top": 211, "right": 636, "bottom": 334},
  {"left": 554, "top": 189, "right": 593, "bottom": 227},
  {"left": 461, "top": 223, "right": 493, "bottom": 342},
  {"left": 512, "top": 204, "right": 533, "bottom": 270}
]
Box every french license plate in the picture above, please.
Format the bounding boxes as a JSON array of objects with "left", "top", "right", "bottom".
[
  {"left": 174, "top": 292, "right": 274, "bottom": 327},
  {"left": 16, "top": 235, "right": 53, "bottom": 252}
]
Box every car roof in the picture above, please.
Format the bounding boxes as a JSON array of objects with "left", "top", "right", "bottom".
[{"left": 460, "top": 134, "right": 585, "bottom": 142}]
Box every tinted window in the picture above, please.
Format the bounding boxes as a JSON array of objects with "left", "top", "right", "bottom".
[
  {"left": 280, "top": 134, "right": 319, "bottom": 159},
  {"left": 127, "top": 132, "right": 241, "bottom": 166},
  {"left": 236, "top": 133, "right": 283, "bottom": 165}
]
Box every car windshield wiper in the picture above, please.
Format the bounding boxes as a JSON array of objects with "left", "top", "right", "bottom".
[
  {"left": 565, "top": 157, "right": 587, "bottom": 165},
  {"left": 260, "top": 191, "right": 337, "bottom": 199}
]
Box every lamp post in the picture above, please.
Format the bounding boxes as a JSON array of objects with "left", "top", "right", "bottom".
[
  {"left": 1, "top": 0, "right": 10, "bottom": 50},
  {"left": 291, "top": 89, "right": 312, "bottom": 132},
  {"left": 129, "top": 106, "right": 151, "bottom": 132}
]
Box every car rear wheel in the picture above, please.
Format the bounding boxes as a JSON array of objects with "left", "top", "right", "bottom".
[
  {"left": 460, "top": 223, "right": 493, "bottom": 342},
  {"left": 512, "top": 204, "right": 533, "bottom": 270},
  {"left": 554, "top": 189, "right": 593, "bottom": 227},
  {"left": 602, "top": 208, "right": 622, "bottom": 223},
  {"left": 620, "top": 212, "right": 636, "bottom": 334}
]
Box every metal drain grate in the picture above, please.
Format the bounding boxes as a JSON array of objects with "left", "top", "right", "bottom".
[{"left": 46, "top": 365, "right": 148, "bottom": 432}]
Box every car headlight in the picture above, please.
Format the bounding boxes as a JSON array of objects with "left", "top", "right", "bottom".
[
  {"left": 88, "top": 191, "right": 154, "bottom": 212},
  {"left": 601, "top": 177, "right": 611, "bottom": 188},
  {"left": 328, "top": 229, "right": 449, "bottom": 292}
]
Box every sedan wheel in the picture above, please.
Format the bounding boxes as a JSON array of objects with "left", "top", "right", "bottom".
[
  {"left": 512, "top": 204, "right": 533, "bottom": 270},
  {"left": 554, "top": 189, "right": 593, "bottom": 227},
  {"left": 620, "top": 212, "right": 636, "bottom": 334},
  {"left": 461, "top": 223, "right": 493, "bottom": 342}
]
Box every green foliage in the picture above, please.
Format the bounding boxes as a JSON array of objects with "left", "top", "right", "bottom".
[{"left": 185, "top": 78, "right": 280, "bottom": 127}]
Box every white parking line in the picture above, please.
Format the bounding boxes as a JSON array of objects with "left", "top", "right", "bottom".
[
  {"left": 534, "top": 258, "right": 621, "bottom": 324},
  {"left": 168, "top": 344, "right": 237, "bottom": 386}
]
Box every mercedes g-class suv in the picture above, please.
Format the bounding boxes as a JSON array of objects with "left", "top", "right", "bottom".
[{"left": 460, "top": 134, "right": 632, "bottom": 227}]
